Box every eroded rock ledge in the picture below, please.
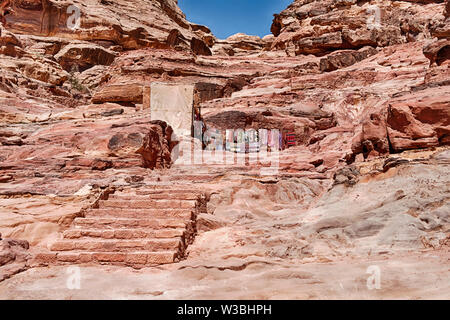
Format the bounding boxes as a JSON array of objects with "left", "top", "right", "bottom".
[{"left": 0, "top": 233, "right": 30, "bottom": 282}]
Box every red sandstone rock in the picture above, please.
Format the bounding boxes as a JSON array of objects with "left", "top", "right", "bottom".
[
  {"left": 0, "top": 235, "right": 30, "bottom": 281},
  {"left": 0, "top": 0, "right": 448, "bottom": 299},
  {"left": 2, "top": 0, "right": 214, "bottom": 53},
  {"left": 320, "top": 46, "right": 378, "bottom": 72},
  {"left": 387, "top": 89, "right": 450, "bottom": 151},
  {"left": 190, "top": 37, "right": 212, "bottom": 56},
  {"left": 212, "top": 33, "right": 266, "bottom": 56},
  {"left": 54, "top": 43, "right": 117, "bottom": 72},
  {"left": 0, "top": 23, "right": 22, "bottom": 57},
  {"left": 423, "top": 39, "right": 450, "bottom": 66},
  {"left": 270, "top": 0, "right": 445, "bottom": 56}
]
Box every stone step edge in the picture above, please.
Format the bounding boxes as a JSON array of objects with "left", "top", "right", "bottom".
[
  {"left": 50, "top": 238, "right": 183, "bottom": 252},
  {"left": 32, "top": 251, "right": 179, "bottom": 268},
  {"left": 63, "top": 228, "right": 187, "bottom": 240}
]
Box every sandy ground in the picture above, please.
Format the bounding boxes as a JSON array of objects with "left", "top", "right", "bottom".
[{"left": 0, "top": 250, "right": 448, "bottom": 300}]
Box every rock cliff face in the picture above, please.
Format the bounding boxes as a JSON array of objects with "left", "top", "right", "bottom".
[
  {"left": 271, "top": 0, "right": 447, "bottom": 55},
  {"left": 0, "top": 0, "right": 448, "bottom": 299},
  {"left": 2, "top": 0, "right": 213, "bottom": 52}
]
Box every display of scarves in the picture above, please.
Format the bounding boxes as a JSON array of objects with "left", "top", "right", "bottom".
[
  {"left": 259, "top": 129, "right": 268, "bottom": 147},
  {"left": 193, "top": 121, "right": 203, "bottom": 141},
  {"left": 269, "top": 130, "right": 280, "bottom": 150},
  {"left": 237, "top": 131, "right": 245, "bottom": 153},
  {"left": 225, "top": 130, "right": 233, "bottom": 151},
  {"left": 286, "top": 132, "right": 296, "bottom": 147},
  {"left": 279, "top": 132, "right": 283, "bottom": 150},
  {"left": 213, "top": 129, "right": 223, "bottom": 151},
  {"left": 249, "top": 142, "right": 260, "bottom": 153}
]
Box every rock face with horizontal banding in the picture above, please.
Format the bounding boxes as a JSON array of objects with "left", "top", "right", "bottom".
[
  {"left": 270, "top": 0, "right": 446, "bottom": 56},
  {"left": 0, "top": 0, "right": 449, "bottom": 299}
]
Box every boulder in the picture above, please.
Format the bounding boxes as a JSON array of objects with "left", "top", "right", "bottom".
[
  {"left": 214, "top": 33, "right": 265, "bottom": 56},
  {"left": 0, "top": 236, "right": 30, "bottom": 282},
  {"left": 0, "top": 23, "right": 22, "bottom": 56},
  {"left": 92, "top": 83, "right": 144, "bottom": 105},
  {"left": 190, "top": 37, "right": 212, "bottom": 56},
  {"left": 320, "top": 47, "right": 378, "bottom": 72},
  {"left": 387, "top": 96, "right": 450, "bottom": 151},
  {"left": 54, "top": 43, "right": 117, "bottom": 72},
  {"left": 423, "top": 39, "right": 450, "bottom": 66}
]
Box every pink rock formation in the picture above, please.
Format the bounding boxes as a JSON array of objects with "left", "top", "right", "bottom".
[
  {"left": 212, "top": 33, "right": 267, "bottom": 56},
  {"left": 0, "top": 233, "right": 30, "bottom": 281},
  {"left": 0, "top": 0, "right": 448, "bottom": 299},
  {"left": 2, "top": 0, "right": 213, "bottom": 52},
  {"left": 271, "top": 0, "right": 445, "bottom": 55},
  {"left": 423, "top": 39, "right": 450, "bottom": 66}
]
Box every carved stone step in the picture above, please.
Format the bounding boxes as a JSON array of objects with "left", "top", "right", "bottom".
[
  {"left": 53, "top": 251, "right": 178, "bottom": 266},
  {"left": 134, "top": 188, "right": 201, "bottom": 195},
  {"left": 98, "top": 199, "right": 196, "bottom": 209},
  {"left": 85, "top": 208, "right": 194, "bottom": 219},
  {"left": 50, "top": 238, "right": 182, "bottom": 252},
  {"left": 109, "top": 193, "right": 199, "bottom": 200},
  {"left": 63, "top": 228, "right": 186, "bottom": 240},
  {"left": 73, "top": 217, "right": 190, "bottom": 229}
]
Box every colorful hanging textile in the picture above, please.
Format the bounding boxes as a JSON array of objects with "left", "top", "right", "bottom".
[
  {"left": 249, "top": 142, "right": 260, "bottom": 153},
  {"left": 193, "top": 121, "right": 203, "bottom": 140},
  {"left": 259, "top": 129, "right": 268, "bottom": 147},
  {"left": 286, "top": 132, "right": 296, "bottom": 147},
  {"left": 235, "top": 130, "right": 244, "bottom": 153},
  {"left": 269, "top": 130, "right": 280, "bottom": 150},
  {"left": 229, "top": 142, "right": 238, "bottom": 153},
  {"left": 225, "top": 129, "right": 232, "bottom": 151},
  {"left": 279, "top": 132, "right": 283, "bottom": 150}
]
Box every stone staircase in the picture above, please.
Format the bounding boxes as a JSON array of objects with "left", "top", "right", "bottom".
[{"left": 36, "top": 187, "right": 206, "bottom": 268}]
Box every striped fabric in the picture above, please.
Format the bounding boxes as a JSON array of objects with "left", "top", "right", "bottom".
[
  {"left": 269, "top": 130, "right": 280, "bottom": 150},
  {"left": 249, "top": 142, "right": 260, "bottom": 153},
  {"left": 286, "top": 132, "right": 296, "bottom": 146},
  {"left": 259, "top": 129, "right": 268, "bottom": 148},
  {"left": 237, "top": 143, "right": 246, "bottom": 153}
]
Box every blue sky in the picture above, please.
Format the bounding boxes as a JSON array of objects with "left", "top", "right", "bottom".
[{"left": 179, "top": 0, "right": 292, "bottom": 39}]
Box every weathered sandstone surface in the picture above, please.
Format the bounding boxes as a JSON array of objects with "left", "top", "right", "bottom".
[
  {"left": 0, "top": 233, "right": 30, "bottom": 282},
  {"left": 0, "top": 0, "right": 448, "bottom": 299},
  {"left": 2, "top": 0, "right": 214, "bottom": 52},
  {"left": 271, "top": 0, "right": 448, "bottom": 55}
]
